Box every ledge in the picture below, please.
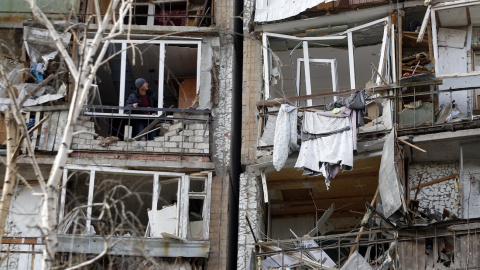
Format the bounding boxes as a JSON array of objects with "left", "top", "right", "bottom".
[{"left": 57, "top": 235, "right": 209, "bottom": 257}]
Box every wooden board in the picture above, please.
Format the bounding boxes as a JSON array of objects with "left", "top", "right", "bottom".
[
  {"left": 38, "top": 112, "right": 60, "bottom": 151},
  {"left": 399, "top": 239, "right": 426, "bottom": 269},
  {"left": 53, "top": 111, "right": 69, "bottom": 151},
  {"left": 178, "top": 77, "right": 197, "bottom": 109},
  {"left": 454, "top": 234, "right": 480, "bottom": 268}
]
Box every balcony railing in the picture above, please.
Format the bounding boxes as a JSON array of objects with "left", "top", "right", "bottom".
[
  {"left": 23, "top": 105, "right": 212, "bottom": 159},
  {"left": 255, "top": 77, "right": 480, "bottom": 154}
]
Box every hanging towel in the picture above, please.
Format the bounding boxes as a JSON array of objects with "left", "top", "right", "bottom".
[
  {"left": 273, "top": 104, "right": 299, "bottom": 171},
  {"left": 295, "top": 108, "right": 354, "bottom": 189}
]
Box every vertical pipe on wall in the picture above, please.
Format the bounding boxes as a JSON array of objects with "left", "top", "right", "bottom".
[{"left": 227, "top": 0, "right": 244, "bottom": 267}]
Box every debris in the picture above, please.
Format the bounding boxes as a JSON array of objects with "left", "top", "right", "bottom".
[
  {"left": 378, "top": 242, "right": 398, "bottom": 270},
  {"left": 397, "top": 138, "right": 426, "bottom": 153},
  {"left": 402, "top": 52, "right": 433, "bottom": 75},
  {"left": 349, "top": 186, "right": 379, "bottom": 257},
  {"left": 410, "top": 174, "right": 458, "bottom": 190},
  {"left": 97, "top": 136, "right": 119, "bottom": 147},
  {"left": 262, "top": 245, "right": 336, "bottom": 270},
  {"left": 306, "top": 203, "right": 335, "bottom": 237},
  {"left": 341, "top": 251, "right": 372, "bottom": 270},
  {"left": 435, "top": 104, "right": 452, "bottom": 124},
  {"left": 398, "top": 101, "right": 434, "bottom": 128},
  {"left": 404, "top": 100, "right": 422, "bottom": 109}
]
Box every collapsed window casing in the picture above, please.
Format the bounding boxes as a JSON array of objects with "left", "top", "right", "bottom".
[{"left": 262, "top": 17, "right": 395, "bottom": 106}]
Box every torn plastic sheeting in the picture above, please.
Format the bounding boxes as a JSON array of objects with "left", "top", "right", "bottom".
[
  {"left": 261, "top": 254, "right": 301, "bottom": 269},
  {"left": 23, "top": 26, "right": 71, "bottom": 67},
  {"left": 301, "top": 239, "right": 337, "bottom": 267},
  {"left": 340, "top": 250, "right": 372, "bottom": 270},
  {"left": 16, "top": 83, "right": 59, "bottom": 100},
  {"left": 255, "top": 0, "right": 337, "bottom": 22},
  {"left": 0, "top": 83, "right": 66, "bottom": 111},
  {"left": 307, "top": 203, "right": 335, "bottom": 237},
  {"left": 0, "top": 58, "right": 22, "bottom": 98},
  {"left": 378, "top": 130, "right": 403, "bottom": 219},
  {"left": 378, "top": 242, "right": 397, "bottom": 270}
]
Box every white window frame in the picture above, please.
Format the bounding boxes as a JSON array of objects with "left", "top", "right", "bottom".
[
  {"left": 296, "top": 58, "right": 338, "bottom": 106},
  {"left": 131, "top": 2, "right": 156, "bottom": 26},
  {"left": 59, "top": 165, "right": 212, "bottom": 240},
  {"left": 87, "top": 39, "right": 202, "bottom": 116},
  {"left": 261, "top": 17, "right": 390, "bottom": 100}
]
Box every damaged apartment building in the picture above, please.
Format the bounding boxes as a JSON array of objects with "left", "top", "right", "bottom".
[
  {"left": 0, "top": 0, "right": 243, "bottom": 269},
  {"left": 240, "top": 0, "right": 480, "bottom": 269}
]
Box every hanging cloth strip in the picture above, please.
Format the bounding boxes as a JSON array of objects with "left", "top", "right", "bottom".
[{"left": 273, "top": 104, "right": 299, "bottom": 171}]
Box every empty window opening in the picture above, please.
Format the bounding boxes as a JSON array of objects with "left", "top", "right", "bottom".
[{"left": 89, "top": 40, "right": 200, "bottom": 115}]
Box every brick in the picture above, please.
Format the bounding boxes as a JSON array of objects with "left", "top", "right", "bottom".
[
  {"left": 164, "top": 130, "right": 178, "bottom": 137},
  {"left": 195, "top": 143, "right": 209, "bottom": 149},
  {"left": 168, "top": 122, "right": 184, "bottom": 131},
  {"left": 180, "top": 142, "right": 194, "bottom": 148},
  {"left": 187, "top": 124, "right": 205, "bottom": 130},
  {"left": 147, "top": 141, "right": 164, "bottom": 147},
  {"left": 154, "top": 136, "right": 168, "bottom": 142},
  {"left": 179, "top": 130, "right": 194, "bottom": 136},
  {"left": 189, "top": 136, "right": 204, "bottom": 143},
  {"left": 194, "top": 130, "right": 209, "bottom": 136},
  {"left": 168, "top": 148, "right": 181, "bottom": 153},
  {"left": 164, "top": 142, "right": 177, "bottom": 148},
  {"left": 169, "top": 135, "right": 184, "bottom": 142},
  {"left": 188, "top": 148, "right": 203, "bottom": 154}
]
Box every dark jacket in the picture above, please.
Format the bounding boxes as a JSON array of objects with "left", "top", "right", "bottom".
[{"left": 125, "top": 88, "right": 158, "bottom": 114}]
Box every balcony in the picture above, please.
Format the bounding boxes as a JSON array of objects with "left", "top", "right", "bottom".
[
  {"left": 255, "top": 74, "right": 480, "bottom": 158},
  {"left": 23, "top": 106, "right": 212, "bottom": 160}
]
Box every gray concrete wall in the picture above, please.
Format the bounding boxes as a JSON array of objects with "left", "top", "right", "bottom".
[
  {"left": 461, "top": 159, "right": 480, "bottom": 219},
  {"left": 211, "top": 36, "right": 234, "bottom": 176},
  {"left": 237, "top": 171, "right": 263, "bottom": 270}
]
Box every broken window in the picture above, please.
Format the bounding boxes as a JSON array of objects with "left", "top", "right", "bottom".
[
  {"left": 88, "top": 39, "right": 201, "bottom": 115},
  {"left": 59, "top": 165, "right": 211, "bottom": 240},
  {"left": 83, "top": 0, "right": 213, "bottom": 27},
  {"left": 430, "top": 2, "right": 480, "bottom": 119}
]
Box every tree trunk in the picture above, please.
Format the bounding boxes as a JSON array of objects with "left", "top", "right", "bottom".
[{"left": 0, "top": 111, "right": 20, "bottom": 245}]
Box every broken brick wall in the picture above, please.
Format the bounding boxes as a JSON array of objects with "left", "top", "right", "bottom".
[
  {"left": 72, "top": 116, "right": 210, "bottom": 154},
  {"left": 408, "top": 162, "right": 460, "bottom": 217}
]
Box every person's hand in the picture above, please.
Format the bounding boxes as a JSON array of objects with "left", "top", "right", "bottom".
[
  {"left": 133, "top": 103, "right": 138, "bottom": 108},
  {"left": 151, "top": 113, "right": 157, "bottom": 116}
]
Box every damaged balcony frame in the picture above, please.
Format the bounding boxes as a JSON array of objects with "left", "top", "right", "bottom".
[
  {"left": 261, "top": 16, "right": 393, "bottom": 103},
  {"left": 59, "top": 165, "right": 212, "bottom": 241}
]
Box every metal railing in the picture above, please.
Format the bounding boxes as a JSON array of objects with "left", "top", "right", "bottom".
[{"left": 23, "top": 105, "right": 213, "bottom": 159}]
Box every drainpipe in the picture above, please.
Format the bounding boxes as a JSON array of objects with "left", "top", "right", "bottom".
[{"left": 226, "top": 0, "right": 244, "bottom": 268}]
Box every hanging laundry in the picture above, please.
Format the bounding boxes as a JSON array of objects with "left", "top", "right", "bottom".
[
  {"left": 273, "top": 104, "right": 299, "bottom": 171},
  {"left": 295, "top": 107, "right": 354, "bottom": 189}
]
